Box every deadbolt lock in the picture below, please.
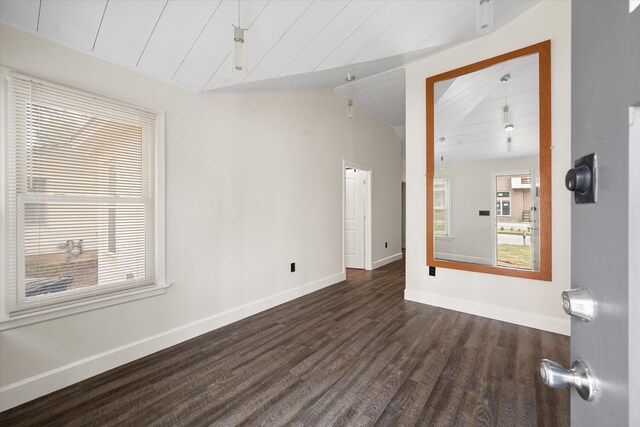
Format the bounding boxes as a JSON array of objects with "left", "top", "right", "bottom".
[
  {"left": 565, "top": 153, "right": 597, "bottom": 203},
  {"left": 561, "top": 287, "right": 596, "bottom": 322}
]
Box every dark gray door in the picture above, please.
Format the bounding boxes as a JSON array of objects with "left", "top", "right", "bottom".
[{"left": 571, "top": 2, "right": 639, "bottom": 426}]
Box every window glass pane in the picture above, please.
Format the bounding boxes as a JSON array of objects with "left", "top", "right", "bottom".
[
  {"left": 434, "top": 178, "right": 449, "bottom": 235},
  {"left": 502, "top": 201, "right": 511, "bottom": 216},
  {"left": 24, "top": 202, "right": 149, "bottom": 298},
  {"left": 28, "top": 103, "right": 143, "bottom": 198}
]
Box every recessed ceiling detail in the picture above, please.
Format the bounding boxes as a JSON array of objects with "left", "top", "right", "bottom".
[{"left": 0, "top": 0, "right": 539, "bottom": 94}]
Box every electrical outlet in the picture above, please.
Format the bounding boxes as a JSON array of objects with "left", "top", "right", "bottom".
[
  {"left": 290, "top": 262, "right": 295, "bottom": 273},
  {"left": 429, "top": 266, "right": 436, "bottom": 276}
]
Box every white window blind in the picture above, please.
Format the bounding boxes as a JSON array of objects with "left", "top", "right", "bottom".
[
  {"left": 5, "top": 73, "right": 158, "bottom": 315},
  {"left": 433, "top": 178, "right": 450, "bottom": 236}
]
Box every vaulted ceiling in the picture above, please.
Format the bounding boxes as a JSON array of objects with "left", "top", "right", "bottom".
[
  {"left": 434, "top": 53, "right": 539, "bottom": 164},
  {"left": 0, "top": 0, "right": 539, "bottom": 130}
]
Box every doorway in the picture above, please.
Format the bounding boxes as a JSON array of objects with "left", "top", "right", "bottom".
[
  {"left": 343, "top": 160, "right": 372, "bottom": 271},
  {"left": 493, "top": 172, "right": 538, "bottom": 270}
]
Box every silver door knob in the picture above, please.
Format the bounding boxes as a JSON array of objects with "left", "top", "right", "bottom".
[{"left": 540, "top": 359, "right": 597, "bottom": 401}]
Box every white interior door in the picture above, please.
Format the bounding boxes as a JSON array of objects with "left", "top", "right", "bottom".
[{"left": 345, "top": 168, "right": 365, "bottom": 269}]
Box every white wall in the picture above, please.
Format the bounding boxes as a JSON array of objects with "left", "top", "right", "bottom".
[
  {"left": 405, "top": 0, "right": 571, "bottom": 335},
  {"left": 434, "top": 155, "right": 538, "bottom": 265},
  {"left": 0, "top": 24, "right": 402, "bottom": 409}
]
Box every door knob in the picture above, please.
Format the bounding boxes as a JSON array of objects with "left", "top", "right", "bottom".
[{"left": 540, "top": 359, "right": 597, "bottom": 401}]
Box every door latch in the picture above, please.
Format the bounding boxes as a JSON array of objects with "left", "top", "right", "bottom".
[{"left": 565, "top": 153, "right": 597, "bottom": 203}]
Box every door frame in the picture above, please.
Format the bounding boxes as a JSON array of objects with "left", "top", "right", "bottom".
[{"left": 342, "top": 159, "right": 372, "bottom": 272}]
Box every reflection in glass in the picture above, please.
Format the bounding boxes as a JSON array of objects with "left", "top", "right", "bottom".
[{"left": 433, "top": 53, "right": 540, "bottom": 271}]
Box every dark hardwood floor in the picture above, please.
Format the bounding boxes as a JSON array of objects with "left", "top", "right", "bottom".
[{"left": 0, "top": 258, "right": 569, "bottom": 426}]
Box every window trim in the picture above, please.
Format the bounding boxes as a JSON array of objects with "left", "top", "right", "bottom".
[{"left": 0, "top": 68, "right": 169, "bottom": 329}]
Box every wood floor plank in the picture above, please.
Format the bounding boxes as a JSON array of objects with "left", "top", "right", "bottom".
[{"left": 0, "top": 257, "right": 569, "bottom": 426}]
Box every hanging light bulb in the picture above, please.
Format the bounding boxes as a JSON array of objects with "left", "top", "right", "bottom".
[
  {"left": 232, "top": 0, "right": 247, "bottom": 73},
  {"left": 501, "top": 73, "right": 515, "bottom": 132},
  {"left": 476, "top": 0, "right": 493, "bottom": 34},
  {"left": 502, "top": 105, "right": 510, "bottom": 129},
  {"left": 507, "top": 135, "right": 512, "bottom": 152},
  {"left": 346, "top": 74, "right": 356, "bottom": 119},
  {"left": 504, "top": 123, "right": 514, "bottom": 132},
  {"left": 439, "top": 154, "right": 445, "bottom": 170},
  {"left": 233, "top": 27, "right": 246, "bottom": 72}
]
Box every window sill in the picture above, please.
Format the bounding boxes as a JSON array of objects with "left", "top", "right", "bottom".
[
  {"left": 0, "top": 283, "right": 172, "bottom": 331},
  {"left": 435, "top": 235, "right": 455, "bottom": 241}
]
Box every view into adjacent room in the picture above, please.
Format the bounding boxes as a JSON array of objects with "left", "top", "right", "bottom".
[{"left": 495, "top": 172, "right": 539, "bottom": 270}]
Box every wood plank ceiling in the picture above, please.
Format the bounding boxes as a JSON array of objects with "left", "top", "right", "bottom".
[
  {"left": 0, "top": 0, "right": 539, "bottom": 129},
  {"left": 434, "top": 54, "right": 539, "bottom": 164}
]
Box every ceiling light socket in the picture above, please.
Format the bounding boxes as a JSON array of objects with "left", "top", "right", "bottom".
[
  {"left": 500, "top": 73, "right": 511, "bottom": 82},
  {"left": 233, "top": 26, "right": 245, "bottom": 43},
  {"left": 345, "top": 74, "right": 356, "bottom": 83},
  {"left": 438, "top": 137, "right": 446, "bottom": 143}
]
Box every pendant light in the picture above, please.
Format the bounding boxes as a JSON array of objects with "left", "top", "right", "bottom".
[
  {"left": 501, "top": 73, "right": 514, "bottom": 132},
  {"left": 507, "top": 135, "right": 512, "bottom": 152},
  {"left": 232, "top": 0, "right": 247, "bottom": 73},
  {"left": 346, "top": 74, "right": 356, "bottom": 119},
  {"left": 476, "top": 0, "right": 493, "bottom": 34},
  {"left": 438, "top": 137, "right": 446, "bottom": 170}
]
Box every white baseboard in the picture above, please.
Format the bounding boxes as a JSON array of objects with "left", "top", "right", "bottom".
[
  {"left": 434, "top": 252, "right": 493, "bottom": 266},
  {"left": 404, "top": 288, "right": 570, "bottom": 336},
  {"left": 372, "top": 252, "right": 403, "bottom": 269},
  {"left": 0, "top": 271, "right": 346, "bottom": 411}
]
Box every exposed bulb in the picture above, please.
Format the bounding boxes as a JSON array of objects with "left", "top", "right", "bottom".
[
  {"left": 476, "top": 0, "right": 493, "bottom": 34},
  {"left": 233, "top": 26, "right": 246, "bottom": 73},
  {"left": 507, "top": 135, "right": 512, "bottom": 152},
  {"left": 347, "top": 98, "right": 354, "bottom": 120},
  {"left": 439, "top": 155, "right": 445, "bottom": 170}
]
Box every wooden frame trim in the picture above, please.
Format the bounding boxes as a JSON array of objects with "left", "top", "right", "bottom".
[{"left": 426, "top": 40, "right": 552, "bottom": 281}]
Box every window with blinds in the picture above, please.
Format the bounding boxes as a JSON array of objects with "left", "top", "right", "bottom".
[
  {"left": 433, "top": 178, "right": 450, "bottom": 236},
  {"left": 4, "top": 73, "right": 159, "bottom": 316}
]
